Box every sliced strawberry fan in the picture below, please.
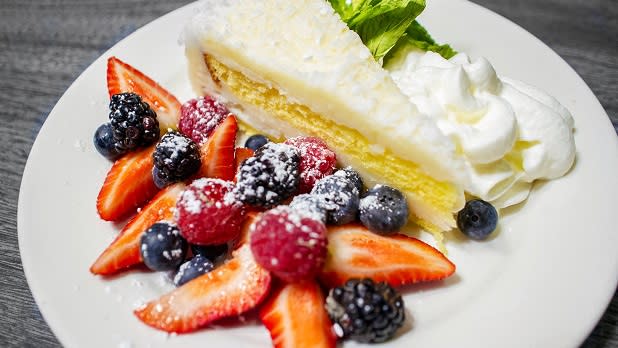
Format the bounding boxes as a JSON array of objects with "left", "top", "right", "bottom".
[
  {"left": 134, "top": 244, "right": 272, "bottom": 333},
  {"left": 319, "top": 224, "right": 456, "bottom": 288},
  {"left": 107, "top": 56, "right": 181, "bottom": 132},
  {"left": 96, "top": 145, "right": 159, "bottom": 221},
  {"left": 195, "top": 115, "right": 238, "bottom": 180},
  {"left": 260, "top": 281, "right": 336, "bottom": 348},
  {"left": 91, "top": 183, "right": 185, "bottom": 275}
]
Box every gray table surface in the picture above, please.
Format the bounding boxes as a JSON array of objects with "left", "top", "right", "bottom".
[{"left": 1, "top": 0, "right": 616, "bottom": 347}]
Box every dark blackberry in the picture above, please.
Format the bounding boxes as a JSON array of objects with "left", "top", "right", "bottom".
[
  {"left": 108, "top": 92, "right": 160, "bottom": 151},
  {"left": 152, "top": 132, "right": 201, "bottom": 188},
  {"left": 235, "top": 142, "right": 300, "bottom": 208},
  {"left": 326, "top": 278, "right": 405, "bottom": 343}
]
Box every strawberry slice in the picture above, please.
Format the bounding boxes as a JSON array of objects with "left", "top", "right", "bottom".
[
  {"left": 319, "top": 224, "right": 455, "bottom": 288},
  {"left": 96, "top": 145, "right": 159, "bottom": 221},
  {"left": 234, "top": 147, "right": 254, "bottom": 175},
  {"left": 134, "top": 244, "right": 271, "bottom": 333},
  {"left": 107, "top": 56, "right": 181, "bottom": 132},
  {"left": 196, "top": 115, "right": 237, "bottom": 180},
  {"left": 90, "top": 183, "right": 185, "bottom": 275},
  {"left": 260, "top": 281, "right": 336, "bottom": 348}
]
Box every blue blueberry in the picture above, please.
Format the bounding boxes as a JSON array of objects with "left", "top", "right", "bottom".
[
  {"left": 152, "top": 166, "right": 170, "bottom": 189},
  {"left": 140, "top": 222, "right": 188, "bottom": 271},
  {"left": 173, "top": 255, "right": 215, "bottom": 287},
  {"left": 244, "top": 134, "right": 269, "bottom": 151},
  {"left": 93, "top": 123, "right": 125, "bottom": 160},
  {"left": 359, "top": 185, "right": 409, "bottom": 235},
  {"left": 333, "top": 167, "right": 364, "bottom": 194},
  {"left": 289, "top": 193, "right": 328, "bottom": 223},
  {"left": 311, "top": 175, "right": 359, "bottom": 225},
  {"left": 456, "top": 199, "right": 498, "bottom": 240},
  {"left": 190, "top": 244, "right": 228, "bottom": 265}
]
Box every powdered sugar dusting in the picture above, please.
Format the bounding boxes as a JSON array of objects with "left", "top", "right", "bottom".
[
  {"left": 235, "top": 143, "right": 300, "bottom": 207},
  {"left": 179, "top": 96, "right": 231, "bottom": 145}
]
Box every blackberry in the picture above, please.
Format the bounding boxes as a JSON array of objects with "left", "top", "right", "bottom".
[
  {"left": 108, "top": 92, "right": 160, "bottom": 151},
  {"left": 326, "top": 278, "right": 405, "bottom": 343},
  {"left": 152, "top": 132, "right": 201, "bottom": 188},
  {"left": 235, "top": 142, "right": 300, "bottom": 208}
]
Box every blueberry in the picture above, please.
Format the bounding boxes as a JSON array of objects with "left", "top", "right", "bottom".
[
  {"left": 93, "top": 123, "right": 125, "bottom": 160},
  {"left": 311, "top": 175, "right": 359, "bottom": 225},
  {"left": 140, "top": 222, "right": 188, "bottom": 271},
  {"left": 359, "top": 185, "right": 408, "bottom": 235},
  {"left": 456, "top": 199, "right": 498, "bottom": 240},
  {"left": 289, "top": 193, "right": 328, "bottom": 223},
  {"left": 173, "top": 255, "right": 215, "bottom": 287},
  {"left": 244, "top": 134, "right": 269, "bottom": 151},
  {"left": 334, "top": 167, "right": 364, "bottom": 194},
  {"left": 152, "top": 166, "right": 170, "bottom": 189},
  {"left": 190, "top": 244, "right": 228, "bottom": 265}
]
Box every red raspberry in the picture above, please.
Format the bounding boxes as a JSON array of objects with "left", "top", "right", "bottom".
[
  {"left": 176, "top": 178, "right": 245, "bottom": 245},
  {"left": 250, "top": 206, "right": 328, "bottom": 282},
  {"left": 284, "top": 136, "right": 336, "bottom": 193},
  {"left": 179, "top": 96, "right": 231, "bottom": 145}
]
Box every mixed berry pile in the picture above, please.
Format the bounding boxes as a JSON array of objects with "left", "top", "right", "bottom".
[{"left": 90, "top": 57, "right": 497, "bottom": 346}]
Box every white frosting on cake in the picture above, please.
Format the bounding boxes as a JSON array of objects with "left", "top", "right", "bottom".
[{"left": 182, "top": 0, "right": 464, "bottom": 183}]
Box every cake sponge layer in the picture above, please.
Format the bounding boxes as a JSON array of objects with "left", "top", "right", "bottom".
[{"left": 204, "top": 55, "right": 461, "bottom": 232}]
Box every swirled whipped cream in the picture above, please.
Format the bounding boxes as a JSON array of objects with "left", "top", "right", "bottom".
[{"left": 386, "top": 50, "right": 575, "bottom": 208}]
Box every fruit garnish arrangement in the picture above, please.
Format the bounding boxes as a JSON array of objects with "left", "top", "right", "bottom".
[{"left": 89, "top": 56, "right": 503, "bottom": 345}]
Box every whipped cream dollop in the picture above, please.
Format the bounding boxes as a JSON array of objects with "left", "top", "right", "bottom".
[{"left": 386, "top": 50, "right": 575, "bottom": 208}]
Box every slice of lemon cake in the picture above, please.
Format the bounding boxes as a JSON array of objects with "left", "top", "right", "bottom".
[{"left": 183, "top": 0, "right": 465, "bottom": 233}]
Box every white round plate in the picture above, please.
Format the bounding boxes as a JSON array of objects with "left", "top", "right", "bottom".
[{"left": 18, "top": 0, "right": 618, "bottom": 347}]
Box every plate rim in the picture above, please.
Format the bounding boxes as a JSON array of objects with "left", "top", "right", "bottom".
[{"left": 18, "top": 0, "right": 618, "bottom": 347}]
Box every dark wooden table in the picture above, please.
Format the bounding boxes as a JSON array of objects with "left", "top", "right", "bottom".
[{"left": 1, "top": 0, "right": 616, "bottom": 346}]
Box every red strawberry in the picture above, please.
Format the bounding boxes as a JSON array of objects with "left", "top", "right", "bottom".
[
  {"left": 260, "top": 281, "right": 336, "bottom": 348},
  {"left": 96, "top": 145, "right": 159, "bottom": 221},
  {"left": 90, "top": 183, "right": 185, "bottom": 275},
  {"left": 134, "top": 244, "right": 272, "bottom": 333},
  {"left": 175, "top": 178, "right": 245, "bottom": 245},
  {"left": 196, "top": 115, "right": 237, "bottom": 180},
  {"left": 231, "top": 211, "right": 259, "bottom": 250},
  {"left": 179, "top": 96, "right": 231, "bottom": 145},
  {"left": 107, "top": 56, "right": 181, "bottom": 132},
  {"left": 319, "top": 224, "right": 455, "bottom": 288},
  {"left": 234, "top": 147, "right": 254, "bottom": 176}
]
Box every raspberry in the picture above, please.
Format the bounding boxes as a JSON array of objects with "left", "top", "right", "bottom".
[
  {"left": 284, "top": 136, "right": 337, "bottom": 193},
  {"left": 250, "top": 206, "right": 328, "bottom": 282},
  {"left": 175, "top": 178, "right": 245, "bottom": 245},
  {"left": 179, "top": 96, "right": 231, "bottom": 145}
]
